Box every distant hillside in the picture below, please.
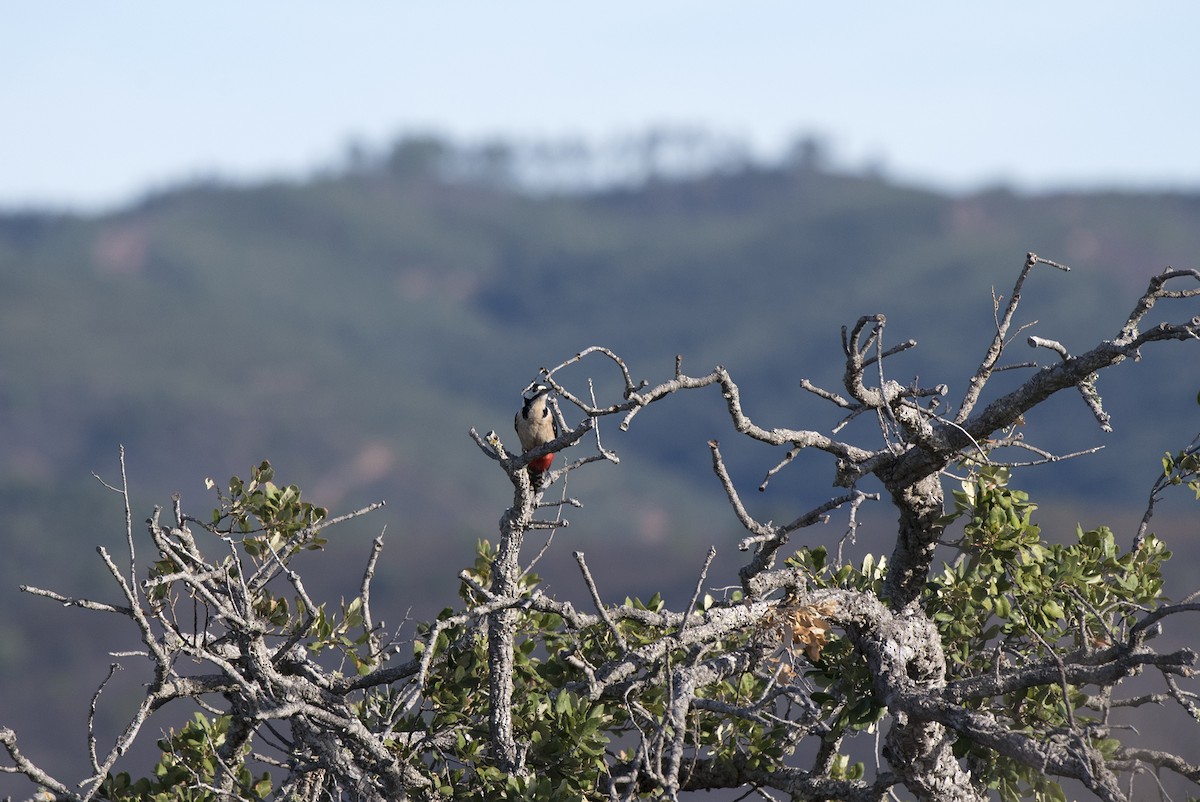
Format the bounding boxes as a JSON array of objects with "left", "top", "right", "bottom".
[{"left": 0, "top": 137, "right": 1198, "bottom": 788}]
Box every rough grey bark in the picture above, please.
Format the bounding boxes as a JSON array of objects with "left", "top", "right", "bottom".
[{"left": 487, "top": 466, "right": 533, "bottom": 773}]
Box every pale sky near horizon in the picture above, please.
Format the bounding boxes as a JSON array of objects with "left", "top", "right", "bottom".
[{"left": 3, "top": 2, "right": 1199, "bottom": 212}]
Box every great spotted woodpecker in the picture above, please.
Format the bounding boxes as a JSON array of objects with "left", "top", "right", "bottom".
[{"left": 514, "top": 381, "right": 557, "bottom": 487}]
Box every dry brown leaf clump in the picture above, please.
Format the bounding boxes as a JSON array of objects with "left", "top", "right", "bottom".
[{"left": 771, "top": 599, "right": 837, "bottom": 663}]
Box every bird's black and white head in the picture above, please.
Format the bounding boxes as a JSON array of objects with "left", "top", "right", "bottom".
[{"left": 521, "top": 381, "right": 552, "bottom": 402}]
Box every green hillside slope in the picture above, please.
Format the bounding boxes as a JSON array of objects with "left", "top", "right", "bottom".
[{"left": 0, "top": 140, "right": 1197, "bottom": 787}]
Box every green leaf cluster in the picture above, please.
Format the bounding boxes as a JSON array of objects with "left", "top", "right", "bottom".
[
  {"left": 930, "top": 465, "right": 1170, "bottom": 802},
  {"left": 1162, "top": 446, "right": 1200, "bottom": 498},
  {"left": 101, "top": 713, "right": 271, "bottom": 802},
  {"left": 932, "top": 466, "right": 1167, "bottom": 666},
  {"left": 399, "top": 555, "right": 612, "bottom": 798},
  {"left": 146, "top": 463, "right": 374, "bottom": 673},
  {"left": 204, "top": 460, "right": 329, "bottom": 557}
]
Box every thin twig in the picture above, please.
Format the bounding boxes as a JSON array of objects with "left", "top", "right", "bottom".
[
  {"left": 359, "top": 534, "right": 386, "bottom": 659},
  {"left": 574, "top": 551, "right": 628, "bottom": 653},
  {"left": 87, "top": 663, "right": 123, "bottom": 773},
  {"left": 677, "top": 547, "right": 717, "bottom": 636},
  {"left": 957, "top": 252, "right": 1070, "bottom": 423}
]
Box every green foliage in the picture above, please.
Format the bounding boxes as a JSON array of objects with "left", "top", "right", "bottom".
[
  {"left": 101, "top": 713, "right": 271, "bottom": 802},
  {"left": 203, "top": 459, "right": 329, "bottom": 557},
  {"left": 145, "top": 463, "right": 381, "bottom": 677},
  {"left": 781, "top": 461, "right": 1178, "bottom": 802},
  {"left": 933, "top": 465, "right": 1167, "bottom": 665},
  {"left": 394, "top": 540, "right": 617, "bottom": 799},
  {"left": 929, "top": 464, "right": 1170, "bottom": 802},
  {"left": 96, "top": 456, "right": 1192, "bottom": 801},
  {"left": 1162, "top": 446, "right": 1200, "bottom": 499}
]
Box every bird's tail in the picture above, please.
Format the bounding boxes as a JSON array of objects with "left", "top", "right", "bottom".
[{"left": 526, "top": 453, "right": 554, "bottom": 489}]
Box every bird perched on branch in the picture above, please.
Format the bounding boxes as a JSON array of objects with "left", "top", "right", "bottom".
[{"left": 514, "top": 381, "right": 557, "bottom": 488}]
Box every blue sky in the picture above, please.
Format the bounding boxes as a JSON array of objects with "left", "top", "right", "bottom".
[{"left": 4, "top": 2, "right": 1198, "bottom": 211}]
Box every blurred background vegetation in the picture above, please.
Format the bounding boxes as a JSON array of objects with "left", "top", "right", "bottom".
[{"left": 1, "top": 131, "right": 1198, "bottom": 790}]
